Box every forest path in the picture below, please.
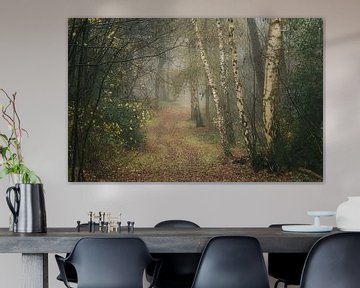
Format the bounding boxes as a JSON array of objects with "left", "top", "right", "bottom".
[{"left": 105, "top": 101, "right": 300, "bottom": 182}]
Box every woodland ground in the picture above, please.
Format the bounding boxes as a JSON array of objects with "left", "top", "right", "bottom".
[{"left": 88, "top": 102, "right": 318, "bottom": 182}]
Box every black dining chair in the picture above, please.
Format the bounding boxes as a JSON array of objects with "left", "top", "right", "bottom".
[
  {"left": 56, "top": 223, "right": 99, "bottom": 284},
  {"left": 147, "top": 220, "right": 201, "bottom": 288},
  {"left": 268, "top": 224, "right": 308, "bottom": 288},
  {"left": 300, "top": 232, "right": 360, "bottom": 288},
  {"left": 191, "top": 236, "right": 270, "bottom": 288},
  {"left": 55, "top": 237, "right": 161, "bottom": 288}
]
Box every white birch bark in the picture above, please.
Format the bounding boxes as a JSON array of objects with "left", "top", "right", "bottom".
[
  {"left": 216, "top": 18, "right": 236, "bottom": 147},
  {"left": 216, "top": 19, "right": 227, "bottom": 99},
  {"left": 191, "top": 18, "right": 230, "bottom": 156},
  {"left": 228, "top": 18, "right": 252, "bottom": 155},
  {"left": 263, "top": 18, "right": 283, "bottom": 149}
]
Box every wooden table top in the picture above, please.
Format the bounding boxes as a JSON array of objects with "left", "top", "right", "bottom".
[{"left": 0, "top": 227, "right": 340, "bottom": 253}]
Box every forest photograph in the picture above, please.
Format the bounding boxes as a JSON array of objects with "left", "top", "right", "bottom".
[{"left": 68, "top": 18, "right": 323, "bottom": 182}]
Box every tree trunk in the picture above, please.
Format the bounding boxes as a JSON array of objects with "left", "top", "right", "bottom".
[
  {"left": 190, "top": 78, "right": 203, "bottom": 127},
  {"left": 247, "top": 18, "right": 265, "bottom": 142},
  {"left": 228, "top": 18, "right": 252, "bottom": 155},
  {"left": 192, "top": 18, "right": 231, "bottom": 157},
  {"left": 247, "top": 18, "right": 265, "bottom": 97},
  {"left": 189, "top": 40, "right": 198, "bottom": 121},
  {"left": 263, "top": 18, "right": 283, "bottom": 150},
  {"left": 194, "top": 86, "right": 204, "bottom": 127},
  {"left": 154, "top": 56, "right": 166, "bottom": 109},
  {"left": 164, "top": 51, "right": 170, "bottom": 101},
  {"left": 190, "top": 77, "right": 197, "bottom": 120},
  {"left": 204, "top": 85, "right": 211, "bottom": 127},
  {"left": 69, "top": 18, "right": 89, "bottom": 181},
  {"left": 188, "top": 38, "right": 204, "bottom": 127},
  {"left": 216, "top": 18, "right": 235, "bottom": 146}
]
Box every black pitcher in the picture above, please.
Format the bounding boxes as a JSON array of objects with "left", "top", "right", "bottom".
[{"left": 6, "top": 183, "right": 47, "bottom": 233}]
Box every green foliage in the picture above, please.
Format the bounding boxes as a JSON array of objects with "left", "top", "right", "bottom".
[
  {"left": 263, "top": 18, "right": 323, "bottom": 175},
  {"left": 99, "top": 98, "right": 151, "bottom": 149},
  {"left": 0, "top": 163, "right": 41, "bottom": 184},
  {"left": 75, "top": 95, "right": 152, "bottom": 173},
  {"left": 250, "top": 152, "right": 267, "bottom": 172},
  {"left": 68, "top": 18, "right": 176, "bottom": 180},
  {"left": 282, "top": 18, "right": 323, "bottom": 174}
]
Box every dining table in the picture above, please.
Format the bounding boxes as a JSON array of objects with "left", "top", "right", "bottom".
[{"left": 0, "top": 226, "right": 340, "bottom": 288}]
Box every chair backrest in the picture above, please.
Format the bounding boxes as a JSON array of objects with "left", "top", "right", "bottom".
[
  {"left": 151, "top": 220, "right": 201, "bottom": 286},
  {"left": 268, "top": 224, "right": 308, "bottom": 285},
  {"left": 300, "top": 232, "right": 360, "bottom": 288},
  {"left": 191, "top": 236, "right": 269, "bottom": 288},
  {"left": 155, "top": 219, "right": 200, "bottom": 228},
  {"left": 67, "top": 237, "right": 154, "bottom": 288}
]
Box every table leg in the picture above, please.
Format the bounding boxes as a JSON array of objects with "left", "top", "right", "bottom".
[{"left": 22, "top": 253, "right": 48, "bottom": 288}]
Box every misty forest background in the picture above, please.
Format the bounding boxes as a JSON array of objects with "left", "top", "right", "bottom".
[{"left": 68, "top": 18, "right": 323, "bottom": 182}]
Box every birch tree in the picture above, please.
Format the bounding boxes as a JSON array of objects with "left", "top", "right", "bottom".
[
  {"left": 228, "top": 18, "right": 253, "bottom": 156},
  {"left": 263, "top": 18, "right": 283, "bottom": 152},
  {"left": 191, "top": 18, "right": 231, "bottom": 157},
  {"left": 216, "top": 18, "right": 235, "bottom": 146}
]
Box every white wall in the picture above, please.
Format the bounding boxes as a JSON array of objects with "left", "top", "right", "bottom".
[{"left": 0, "top": 0, "right": 360, "bottom": 287}]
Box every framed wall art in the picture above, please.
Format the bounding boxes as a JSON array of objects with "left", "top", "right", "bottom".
[{"left": 68, "top": 18, "right": 323, "bottom": 182}]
